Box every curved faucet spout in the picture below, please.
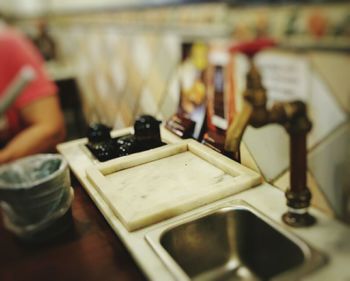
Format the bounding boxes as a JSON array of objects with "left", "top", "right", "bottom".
[{"left": 224, "top": 101, "right": 253, "bottom": 161}]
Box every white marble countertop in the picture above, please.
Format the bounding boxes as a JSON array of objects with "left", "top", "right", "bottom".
[{"left": 57, "top": 130, "right": 350, "bottom": 281}]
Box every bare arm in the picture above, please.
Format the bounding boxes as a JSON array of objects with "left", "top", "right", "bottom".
[{"left": 0, "top": 95, "right": 66, "bottom": 164}]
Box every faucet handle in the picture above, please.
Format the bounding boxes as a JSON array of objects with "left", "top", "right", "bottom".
[{"left": 229, "top": 38, "right": 277, "bottom": 58}]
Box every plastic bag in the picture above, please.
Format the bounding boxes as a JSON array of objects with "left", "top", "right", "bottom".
[{"left": 0, "top": 154, "right": 73, "bottom": 240}]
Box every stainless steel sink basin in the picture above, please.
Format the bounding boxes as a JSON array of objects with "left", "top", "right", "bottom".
[{"left": 146, "top": 201, "right": 326, "bottom": 281}]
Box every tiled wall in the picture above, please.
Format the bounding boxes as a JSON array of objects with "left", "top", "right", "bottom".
[
  {"left": 45, "top": 3, "right": 350, "bottom": 125},
  {"left": 48, "top": 3, "right": 229, "bottom": 127},
  {"left": 20, "top": 3, "right": 350, "bottom": 221},
  {"left": 53, "top": 26, "right": 182, "bottom": 127}
]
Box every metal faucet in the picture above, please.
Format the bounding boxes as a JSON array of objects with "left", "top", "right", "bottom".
[{"left": 225, "top": 59, "right": 316, "bottom": 227}]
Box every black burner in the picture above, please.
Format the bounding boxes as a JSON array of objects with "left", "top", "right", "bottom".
[{"left": 86, "top": 115, "right": 165, "bottom": 162}]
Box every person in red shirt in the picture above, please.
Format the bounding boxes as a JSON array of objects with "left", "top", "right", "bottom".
[{"left": 0, "top": 25, "right": 65, "bottom": 164}]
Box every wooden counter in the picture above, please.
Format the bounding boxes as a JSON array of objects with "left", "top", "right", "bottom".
[{"left": 0, "top": 177, "right": 147, "bottom": 281}]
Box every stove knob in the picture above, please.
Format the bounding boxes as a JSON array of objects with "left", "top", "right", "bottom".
[
  {"left": 134, "top": 115, "right": 161, "bottom": 143},
  {"left": 87, "top": 123, "right": 112, "bottom": 143}
]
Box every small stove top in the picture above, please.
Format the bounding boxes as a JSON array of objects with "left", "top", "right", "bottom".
[
  {"left": 57, "top": 117, "right": 181, "bottom": 184},
  {"left": 85, "top": 133, "right": 167, "bottom": 162},
  {"left": 84, "top": 115, "right": 167, "bottom": 162}
]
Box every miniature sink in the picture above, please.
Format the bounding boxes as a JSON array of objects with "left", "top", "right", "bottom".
[{"left": 146, "top": 201, "right": 326, "bottom": 281}]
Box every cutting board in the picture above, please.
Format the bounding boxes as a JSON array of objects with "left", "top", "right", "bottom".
[{"left": 86, "top": 139, "right": 261, "bottom": 231}]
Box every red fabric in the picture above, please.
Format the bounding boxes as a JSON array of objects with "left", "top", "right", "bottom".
[{"left": 0, "top": 27, "right": 57, "bottom": 142}]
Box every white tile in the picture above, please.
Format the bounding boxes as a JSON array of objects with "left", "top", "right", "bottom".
[
  {"left": 87, "top": 32, "right": 103, "bottom": 65},
  {"left": 308, "top": 72, "right": 347, "bottom": 148},
  {"left": 110, "top": 60, "right": 126, "bottom": 93},
  {"left": 131, "top": 36, "right": 154, "bottom": 80},
  {"left": 161, "top": 33, "right": 181, "bottom": 65},
  {"left": 242, "top": 124, "right": 289, "bottom": 182},
  {"left": 95, "top": 71, "right": 110, "bottom": 99},
  {"left": 309, "top": 122, "right": 350, "bottom": 220},
  {"left": 309, "top": 52, "right": 350, "bottom": 113},
  {"left": 159, "top": 72, "right": 180, "bottom": 119},
  {"left": 103, "top": 29, "right": 121, "bottom": 55},
  {"left": 240, "top": 142, "right": 261, "bottom": 174},
  {"left": 139, "top": 87, "right": 158, "bottom": 117},
  {"left": 113, "top": 113, "right": 125, "bottom": 130}
]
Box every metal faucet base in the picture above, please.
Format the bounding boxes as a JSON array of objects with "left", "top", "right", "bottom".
[{"left": 282, "top": 211, "right": 316, "bottom": 227}]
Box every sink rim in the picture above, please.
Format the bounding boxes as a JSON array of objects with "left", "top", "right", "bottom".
[{"left": 145, "top": 200, "right": 327, "bottom": 281}]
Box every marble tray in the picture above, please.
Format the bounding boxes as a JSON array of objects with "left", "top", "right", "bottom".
[{"left": 86, "top": 139, "right": 261, "bottom": 231}]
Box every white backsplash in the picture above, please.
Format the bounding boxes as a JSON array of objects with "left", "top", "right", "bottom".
[
  {"left": 243, "top": 124, "right": 289, "bottom": 182},
  {"left": 309, "top": 123, "right": 350, "bottom": 221},
  {"left": 309, "top": 72, "right": 347, "bottom": 149}
]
